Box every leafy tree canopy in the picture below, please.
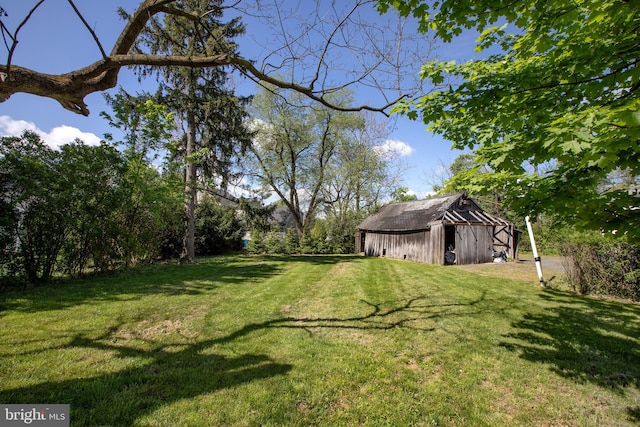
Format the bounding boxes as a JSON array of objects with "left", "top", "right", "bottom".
[
  {"left": 378, "top": 0, "right": 640, "bottom": 239},
  {"left": 390, "top": 186, "right": 418, "bottom": 203}
]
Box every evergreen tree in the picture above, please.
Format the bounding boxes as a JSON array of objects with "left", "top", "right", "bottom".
[{"left": 126, "top": 0, "right": 254, "bottom": 262}]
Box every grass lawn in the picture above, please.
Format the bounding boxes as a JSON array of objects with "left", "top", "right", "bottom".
[{"left": 1, "top": 255, "right": 640, "bottom": 426}]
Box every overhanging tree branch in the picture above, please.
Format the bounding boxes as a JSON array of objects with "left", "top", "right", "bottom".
[{"left": 0, "top": 0, "right": 427, "bottom": 116}]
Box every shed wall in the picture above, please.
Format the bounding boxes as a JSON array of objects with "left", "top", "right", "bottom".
[
  {"left": 430, "top": 223, "right": 445, "bottom": 265},
  {"left": 363, "top": 230, "right": 433, "bottom": 263},
  {"left": 455, "top": 225, "right": 494, "bottom": 265}
]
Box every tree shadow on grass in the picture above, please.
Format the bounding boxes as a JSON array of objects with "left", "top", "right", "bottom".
[
  {"left": 0, "top": 333, "right": 292, "bottom": 426},
  {"left": 0, "top": 255, "right": 367, "bottom": 316},
  {"left": 500, "top": 288, "right": 640, "bottom": 422},
  {"left": 1, "top": 288, "right": 487, "bottom": 425},
  {"left": 206, "top": 290, "right": 488, "bottom": 344},
  {"left": 0, "top": 256, "right": 288, "bottom": 315}
]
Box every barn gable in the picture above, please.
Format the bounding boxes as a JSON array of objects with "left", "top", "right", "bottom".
[
  {"left": 356, "top": 193, "right": 461, "bottom": 232},
  {"left": 356, "top": 193, "right": 519, "bottom": 265}
]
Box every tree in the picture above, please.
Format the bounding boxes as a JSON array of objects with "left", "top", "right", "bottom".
[
  {"left": 101, "top": 93, "right": 184, "bottom": 267},
  {"left": 124, "top": 0, "right": 253, "bottom": 262},
  {"left": 429, "top": 153, "right": 477, "bottom": 193},
  {"left": 433, "top": 153, "right": 510, "bottom": 217},
  {"left": 56, "top": 141, "right": 129, "bottom": 275},
  {"left": 0, "top": 132, "right": 67, "bottom": 282},
  {"left": 390, "top": 187, "right": 417, "bottom": 203},
  {"left": 322, "top": 111, "right": 395, "bottom": 219},
  {"left": 379, "top": 0, "right": 640, "bottom": 238},
  {"left": 0, "top": 1, "right": 427, "bottom": 116},
  {"left": 248, "top": 86, "right": 364, "bottom": 238},
  {"left": 0, "top": 130, "right": 180, "bottom": 283},
  {"left": 194, "top": 195, "right": 243, "bottom": 256}
]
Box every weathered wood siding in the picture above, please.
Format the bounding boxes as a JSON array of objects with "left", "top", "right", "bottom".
[
  {"left": 455, "top": 225, "right": 494, "bottom": 265},
  {"left": 361, "top": 224, "right": 447, "bottom": 265},
  {"left": 363, "top": 230, "right": 431, "bottom": 263},
  {"left": 429, "top": 223, "right": 445, "bottom": 265}
]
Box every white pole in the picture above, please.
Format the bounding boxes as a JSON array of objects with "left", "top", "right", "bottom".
[{"left": 525, "top": 215, "right": 545, "bottom": 286}]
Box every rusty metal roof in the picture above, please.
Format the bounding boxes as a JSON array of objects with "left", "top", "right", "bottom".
[{"left": 356, "top": 193, "right": 510, "bottom": 232}]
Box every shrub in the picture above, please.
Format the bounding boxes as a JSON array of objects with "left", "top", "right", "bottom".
[
  {"left": 283, "top": 228, "right": 299, "bottom": 254},
  {"left": 194, "top": 197, "right": 244, "bottom": 256},
  {"left": 246, "top": 228, "right": 266, "bottom": 254},
  {"left": 561, "top": 237, "right": 640, "bottom": 301},
  {"left": 264, "top": 231, "right": 285, "bottom": 254}
]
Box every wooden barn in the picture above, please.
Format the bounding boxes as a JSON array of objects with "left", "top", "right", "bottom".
[{"left": 355, "top": 193, "right": 520, "bottom": 265}]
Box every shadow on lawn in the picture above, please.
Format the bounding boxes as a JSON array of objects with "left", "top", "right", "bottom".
[
  {"left": 208, "top": 290, "right": 487, "bottom": 344},
  {"left": 500, "top": 288, "right": 640, "bottom": 423},
  {"left": 0, "top": 334, "right": 292, "bottom": 425},
  {"left": 1, "top": 286, "right": 485, "bottom": 425},
  {"left": 2, "top": 255, "right": 360, "bottom": 314}
]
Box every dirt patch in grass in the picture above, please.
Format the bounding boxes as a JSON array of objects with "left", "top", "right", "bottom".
[
  {"left": 454, "top": 255, "right": 567, "bottom": 285},
  {"left": 111, "top": 314, "right": 202, "bottom": 342}
]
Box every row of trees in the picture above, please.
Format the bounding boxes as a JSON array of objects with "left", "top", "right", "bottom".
[
  {"left": 0, "top": 127, "right": 383, "bottom": 284},
  {"left": 107, "top": 0, "right": 404, "bottom": 264}
]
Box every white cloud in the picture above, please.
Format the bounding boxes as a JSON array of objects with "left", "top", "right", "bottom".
[
  {"left": 0, "top": 115, "right": 101, "bottom": 149},
  {"left": 375, "top": 138, "right": 414, "bottom": 159}
]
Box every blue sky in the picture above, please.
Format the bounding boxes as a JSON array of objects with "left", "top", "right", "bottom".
[{"left": 0, "top": 1, "right": 482, "bottom": 198}]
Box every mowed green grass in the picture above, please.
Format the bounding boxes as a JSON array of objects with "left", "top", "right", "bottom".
[{"left": 1, "top": 255, "right": 640, "bottom": 426}]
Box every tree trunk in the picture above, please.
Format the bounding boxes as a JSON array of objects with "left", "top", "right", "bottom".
[{"left": 181, "top": 112, "right": 197, "bottom": 263}]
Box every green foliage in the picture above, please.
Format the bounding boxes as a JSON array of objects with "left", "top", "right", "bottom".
[
  {"left": 239, "top": 199, "right": 276, "bottom": 233},
  {"left": 298, "top": 231, "right": 316, "bottom": 255},
  {"left": 194, "top": 196, "right": 243, "bottom": 255},
  {"left": 390, "top": 186, "right": 418, "bottom": 202},
  {"left": 379, "top": 0, "right": 640, "bottom": 239},
  {"left": 264, "top": 231, "right": 285, "bottom": 254},
  {"left": 283, "top": 228, "right": 299, "bottom": 254},
  {"left": 244, "top": 213, "right": 361, "bottom": 256},
  {"left": 561, "top": 237, "right": 640, "bottom": 301},
  {"left": 123, "top": 0, "right": 253, "bottom": 263},
  {"left": 309, "top": 220, "right": 331, "bottom": 254},
  {"left": 0, "top": 131, "right": 183, "bottom": 285},
  {"left": 56, "top": 141, "right": 129, "bottom": 275},
  {"left": 0, "top": 132, "right": 71, "bottom": 282},
  {"left": 101, "top": 91, "right": 174, "bottom": 161},
  {"left": 115, "top": 153, "right": 183, "bottom": 268},
  {"left": 246, "top": 228, "right": 266, "bottom": 255}
]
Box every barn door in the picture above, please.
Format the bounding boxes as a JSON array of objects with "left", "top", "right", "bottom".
[{"left": 455, "top": 225, "right": 493, "bottom": 265}]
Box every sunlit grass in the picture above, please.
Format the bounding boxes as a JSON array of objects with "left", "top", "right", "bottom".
[{"left": 1, "top": 255, "right": 639, "bottom": 426}]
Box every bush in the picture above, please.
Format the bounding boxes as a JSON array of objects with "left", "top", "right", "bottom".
[
  {"left": 264, "top": 231, "right": 285, "bottom": 254},
  {"left": 560, "top": 237, "right": 640, "bottom": 301},
  {"left": 283, "top": 228, "right": 299, "bottom": 254},
  {"left": 194, "top": 197, "right": 244, "bottom": 256}
]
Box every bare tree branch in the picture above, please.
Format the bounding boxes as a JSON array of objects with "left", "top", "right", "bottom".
[
  {"left": 4, "top": 0, "right": 45, "bottom": 73},
  {"left": 67, "top": 0, "right": 107, "bottom": 59},
  {"left": 0, "top": 0, "right": 432, "bottom": 116}
]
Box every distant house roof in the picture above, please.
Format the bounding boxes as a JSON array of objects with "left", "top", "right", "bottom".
[
  {"left": 272, "top": 206, "right": 297, "bottom": 230},
  {"left": 356, "top": 193, "right": 509, "bottom": 232}
]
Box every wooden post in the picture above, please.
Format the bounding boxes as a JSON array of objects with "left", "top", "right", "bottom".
[{"left": 525, "top": 215, "right": 545, "bottom": 286}]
